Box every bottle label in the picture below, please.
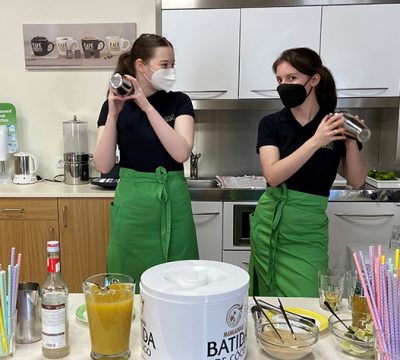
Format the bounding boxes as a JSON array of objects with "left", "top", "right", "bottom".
[
  {"left": 47, "top": 257, "right": 60, "bottom": 273},
  {"left": 42, "top": 304, "right": 66, "bottom": 348}
]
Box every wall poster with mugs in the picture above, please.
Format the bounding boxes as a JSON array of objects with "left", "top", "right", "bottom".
[{"left": 23, "top": 23, "right": 136, "bottom": 70}]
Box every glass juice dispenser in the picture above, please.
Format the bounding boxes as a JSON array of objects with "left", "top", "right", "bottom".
[{"left": 63, "top": 115, "right": 90, "bottom": 185}]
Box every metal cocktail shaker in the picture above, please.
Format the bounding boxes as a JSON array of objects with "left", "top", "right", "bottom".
[
  {"left": 341, "top": 112, "right": 371, "bottom": 143},
  {"left": 16, "top": 282, "right": 42, "bottom": 344}
]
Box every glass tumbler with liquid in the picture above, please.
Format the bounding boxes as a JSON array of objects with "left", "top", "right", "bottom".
[{"left": 83, "top": 273, "right": 135, "bottom": 360}]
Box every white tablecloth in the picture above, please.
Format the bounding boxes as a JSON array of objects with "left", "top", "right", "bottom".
[{"left": 13, "top": 294, "right": 358, "bottom": 359}]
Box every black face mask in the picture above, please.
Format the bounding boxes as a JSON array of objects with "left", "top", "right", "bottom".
[{"left": 277, "top": 78, "right": 312, "bottom": 109}]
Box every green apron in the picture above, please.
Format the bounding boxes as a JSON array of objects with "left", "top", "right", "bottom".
[
  {"left": 107, "top": 166, "right": 199, "bottom": 292},
  {"left": 249, "top": 184, "right": 328, "bottom": 297}
]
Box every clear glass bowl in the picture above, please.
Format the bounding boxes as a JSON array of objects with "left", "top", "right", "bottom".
[
  {"left": 328, "top": 316, "right": 374, "bottom": 358},
  {"left": 255, "top": 318, "right": 319, "bottom": 360}
]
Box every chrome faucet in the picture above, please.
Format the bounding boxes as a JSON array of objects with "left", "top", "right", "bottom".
[{"left": 190, "top": 152, "right": 201, "bottom": 179}]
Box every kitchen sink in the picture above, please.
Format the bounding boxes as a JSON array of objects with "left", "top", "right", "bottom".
[{"left": 186, "top": 178, "right": 220, "bottom": 189}]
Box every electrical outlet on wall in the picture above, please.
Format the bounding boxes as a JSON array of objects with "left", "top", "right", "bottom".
[{"left": 56, "top": 157, "right": 64, "bottom": 168}]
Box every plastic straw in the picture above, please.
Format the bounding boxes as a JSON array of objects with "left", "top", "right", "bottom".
[
  {"left": 353, "top": 251, "right": 387, "bottom": 353},
  {"left": 0, "top": 271, "right": 7, "bottom": 354},
  {"left": 369, "top": 246, "right": 376, "bottom": 302}
]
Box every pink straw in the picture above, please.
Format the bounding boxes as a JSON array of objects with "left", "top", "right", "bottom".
[
  {"left": 353, "top": 252, "right": 387, "bottom": 354},
  {"left": 369, "top": 246, "right": 376, "bottom": 301}
]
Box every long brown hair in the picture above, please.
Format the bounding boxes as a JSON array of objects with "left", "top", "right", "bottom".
[
  {"left": 273, "top": 47, "right": 337, "bottom": 112},
  {"left": 115, "top": 33, "right": 173, "bottom": 77}
]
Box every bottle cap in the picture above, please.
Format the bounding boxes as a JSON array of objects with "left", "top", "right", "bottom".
[{"left": 47, "top": 240, "right": 60, "bottom": 252}]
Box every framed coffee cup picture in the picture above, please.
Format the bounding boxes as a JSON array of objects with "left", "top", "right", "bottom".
[{"left": 23, "top": 23, "right": 136, "bottom": 69}]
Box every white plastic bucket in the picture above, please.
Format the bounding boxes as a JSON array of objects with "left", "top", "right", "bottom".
[{"left": 140, "top": 260, "right": 249, "bottom": 360}]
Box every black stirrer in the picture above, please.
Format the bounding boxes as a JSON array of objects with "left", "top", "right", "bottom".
[{"left": 252, "top": 296, "right": 283, "bottom": 341}]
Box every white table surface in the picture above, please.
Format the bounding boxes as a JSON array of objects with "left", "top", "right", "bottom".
[{"left": 13, "top": 294, "right": 360, "bottom": 360}]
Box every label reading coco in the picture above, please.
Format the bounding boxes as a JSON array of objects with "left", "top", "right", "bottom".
[{"left": 42, "top": 304, "right": 66, "bottom": 348}]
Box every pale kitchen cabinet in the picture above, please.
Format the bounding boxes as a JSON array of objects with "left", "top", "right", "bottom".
[
  {"left": 239, "top": 6, "right": 322, "bottom": 99},
  {"left": 162, "top": 9, "right": 240, "bottom": 99},
  {"left": 327, "top": 202, "right": 400, "bottom": 272},
  {"left": 58, "top": 198, "right": 112, "bottom": 292},
  {"left": 222, "top": 250, "right": 250, "bottom": 272},
  {"left": 321, "top": 4, "right": 400, "bottom": 97},
  {"left": 0, "top": 198, "right": 59, "bottom": 284},
  {"left": 191, "top": 201, "right": 223, "bottom": 261}
]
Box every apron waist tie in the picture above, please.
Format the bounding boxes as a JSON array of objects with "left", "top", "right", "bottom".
[
  {"left": 265, "top": 184, "right": 288, "bottom": 289},
  {"left": 155, "top": 167, "right": 172, "bottom": 262}
]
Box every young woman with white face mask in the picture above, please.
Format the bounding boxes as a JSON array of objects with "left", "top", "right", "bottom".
[
  {"left": 249, "top": 47, "right": 367, "bottom": 297},
  {"left": 93, "top": 34, "right": 199, "bottom": 292}
]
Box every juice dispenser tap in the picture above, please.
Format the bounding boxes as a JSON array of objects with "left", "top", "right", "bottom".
[{"left": 63, "top": 115, "right": 90, "bottom": 185}]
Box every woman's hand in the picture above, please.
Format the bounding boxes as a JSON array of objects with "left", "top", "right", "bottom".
[
  {"left": 107, "top": 85, "right": 130, "bottom": 118},
  {"left": 312, "top": 112, "right": 346, "bottom": 148},
  {"left": 124, "top": 75, "right": 152, "bottom": 112}
]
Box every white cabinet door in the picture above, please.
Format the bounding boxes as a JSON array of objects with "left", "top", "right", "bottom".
[
  {"left": 239, "top": 7, "right": 321, "bottom": 99},
  {"left": 192, "top": 201, "right": 223, "bottom": 261},
  {"left": 321, "top": 4, "right": 400, "bottom": 97},
  {"left": 222, "top": 250, "right": 251, "bottom": 272},
  {"left": 162, "top": 9, "right": 240, "bottom": 99},
  {"left": 327, "top": 202, "right": 400, "bottom": 272}
]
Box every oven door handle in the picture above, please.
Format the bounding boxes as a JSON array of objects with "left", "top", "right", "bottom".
[{"left": 193, "top": 212, "right": 220, "bottom": 216}]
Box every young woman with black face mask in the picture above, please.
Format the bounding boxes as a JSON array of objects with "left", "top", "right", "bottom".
[
  {"left": 93, "top": 34, "right": 199, "bottom": 292},
  {"left": 248, "top": 47, "right": 367, "bottom": 297}
]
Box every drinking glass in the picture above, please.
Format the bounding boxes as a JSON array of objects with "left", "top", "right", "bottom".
[
  {"left": 83, "top": 273, "right": 135, "bottom": 360},
  {"left": 318, "top": 269, "right": 344, "bottom": 311},
  {"left": 345, "top": 269, "right": 358, "bottom": 310}
]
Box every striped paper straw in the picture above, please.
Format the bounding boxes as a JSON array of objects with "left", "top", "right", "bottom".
[{"left": 353, "top": 251, "right": 387, "bottom": 354}]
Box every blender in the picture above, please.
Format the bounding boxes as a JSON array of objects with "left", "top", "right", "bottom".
[
  {"left": 63, "top": 115, "right": 90, "bottom": 185},
  {"left": 0, "top": 125, "right": 12, "bottom": 184}
]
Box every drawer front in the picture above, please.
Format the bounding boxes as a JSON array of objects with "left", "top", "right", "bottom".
[
  {"left": 0, "top": 198, "right": 58, "bottom": 220},
  {"left": 223, "top": 250, "right": 250, "bottom": 272}
]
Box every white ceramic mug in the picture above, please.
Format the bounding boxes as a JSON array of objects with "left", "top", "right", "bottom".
[
  {"left": 56, "top": 37, "right": 79, "bottom": 56},
  {"left": 106, "top": 36, "right": 131, "bottom": 56}
]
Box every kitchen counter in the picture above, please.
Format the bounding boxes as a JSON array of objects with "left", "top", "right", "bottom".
[
  {"left": 13, "top": 294, "right": 354, "bottom": 360},
  {"left": 0, "top": 180, "right": 399, "bottom": 202}
]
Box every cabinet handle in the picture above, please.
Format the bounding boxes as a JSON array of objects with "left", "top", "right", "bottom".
[
  {"left": 336, "top": 87, "right": 389, "bottom": 91},
  {"left": 242, "top": 261, "right": 250, "bottom": 265},
  {"left": 251, "top": 89, "right": 277, "bottom": 93},
  {"left": 193, "top": 212, "right": 220, "bottom": 216},
  {"left": 183, "top": 90, "right": 228, "bottom": 99},
  {"left": 49, "top": 227, "right": 55, "bottom": 240},
  {"left": 334, "top": 213, "right": 394, "bottom": 218},
  {"left": 0, "top": 208, "right": 25, "bottom": 213},
  {"left": 62, "top": 206, "right": 68, "bottom": 227}
]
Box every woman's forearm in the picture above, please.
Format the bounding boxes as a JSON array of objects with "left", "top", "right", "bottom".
[
  {"left": 144, "top": 105, "right": 194, "bottom": 163},
  {"left": 93, "top": 115, "right": 118, "bottom": 174}
]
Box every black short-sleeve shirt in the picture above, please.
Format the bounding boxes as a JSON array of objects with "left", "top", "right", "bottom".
[
  {"left": 257, "top": 108, "right": 346, "bottom": 197},
  {"left": 97, "top": 91, "right": 195, "bottom": 172}
]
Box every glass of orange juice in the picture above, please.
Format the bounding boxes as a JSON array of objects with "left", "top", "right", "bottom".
[{"left": 83, "top": 273, "right": 135, "bottom": 360}]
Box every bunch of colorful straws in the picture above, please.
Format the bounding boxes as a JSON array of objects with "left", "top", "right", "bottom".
[
  {"left": 353, "top": 245, "right": 400, "bottom": 360},
  {"left": 0, "top": 247, "right": 22, "bottom": 356}
]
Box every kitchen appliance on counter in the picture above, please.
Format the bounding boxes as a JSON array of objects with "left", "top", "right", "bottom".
[
  {"left": 63, "top": 115, "right": 90, "bottom": 185},
  {"left": 13, "top": 152, "right": 38, "bottom": 184},
  {"left": 0, "top": 125, "right": 12, "bottom": 184}
]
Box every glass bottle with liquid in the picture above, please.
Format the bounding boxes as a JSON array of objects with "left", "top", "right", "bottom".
[
  {"left": 351, "top": 279, "right": 371, "bottom": 329},
  {"left": 41, "top": 240, "right": 70, "bottom": 358}
]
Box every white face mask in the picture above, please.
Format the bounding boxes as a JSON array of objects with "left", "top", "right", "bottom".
[{"left": 144, "top": 65, "right": 176, "bottom": 92}]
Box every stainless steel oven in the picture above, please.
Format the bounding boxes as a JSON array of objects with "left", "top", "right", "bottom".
[{"left": 223, "top": 202, "right": 257, "bottom": 250}]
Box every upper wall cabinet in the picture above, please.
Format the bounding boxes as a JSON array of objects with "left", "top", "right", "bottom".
[
  {"left": 162, "top": 9, "right": 240, "bottom": 99},
  {"left": 239, "top": 7, "right": 322, "bottom": 99},
  {"left": 321, "top": 4, "right": 400, "bottom": 97}
]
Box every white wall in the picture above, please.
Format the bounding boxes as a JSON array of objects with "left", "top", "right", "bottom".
[{"left": 0, "top": 0, "right": 156, "bottom": 179}]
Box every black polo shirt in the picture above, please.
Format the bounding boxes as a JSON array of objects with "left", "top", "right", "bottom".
[
  {"left": 257, "top": 108, "right": 346, "bottom": 197},
  {"left": 97, "top": 91, "right": 195, "bottom": 172}
]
